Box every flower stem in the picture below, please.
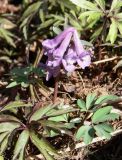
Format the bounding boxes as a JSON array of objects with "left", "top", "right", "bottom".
[{"left": 53, "top": 75, "right": 59, "bottom": 104}]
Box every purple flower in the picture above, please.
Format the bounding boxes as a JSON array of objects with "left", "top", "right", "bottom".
[{"left": 42, "top": 27, "right": 91, "bottom": 80}]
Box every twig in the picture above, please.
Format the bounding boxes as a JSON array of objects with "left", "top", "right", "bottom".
[
  {"left": 33, "top": 48, "right": 43, "bottom": 67},
  {"left": 93, "top": 56, "right": 119, "bottom": 65},
  {"left": 77, "top": 71, "right": 85, "bottom": 89}
]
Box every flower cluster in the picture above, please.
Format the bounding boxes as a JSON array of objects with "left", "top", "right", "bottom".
[{"left": 42, "top": 27, "right": 91, "bottom": 80}]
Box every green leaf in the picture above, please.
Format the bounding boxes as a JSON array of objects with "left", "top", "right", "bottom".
[
  {"left": 94, "top": 123, "right": 113, "bottom": 139},
  {"left": 48, "top": 114, "right": 68, "bottom": 122},
  {"left": 87, "top": 12, "right": 102, "bottom": 23},
  {"left": 115, "top": 13, "right": 122, "bottom": 20},
  {"left": 0, "top": 134, "right": 9, "bottom": 154},
  {"left": 91, "top": 26, "right": 103, "bottom": 40},
  {"left": 0, "top": 28, "right": 15, "bottom": 47},
  {"left": 77, "top": 99, "right": 86, "bottom": 111},
  {"left": 37, "top": 19, "right": 55, "bottom": 30},
  {"left": 86, "top": 19, "right": 99, "bottom": 29},
  {"left": 6, "top": 81, "right": 19, "bottom": 88},
  {"left": 0, "top": 155, "right": 4, "bottom": 160},
  {"left": 30, "top": 104, "right": 57, "bottom": 121},
  {"left": 95, "top": 0, "right": 105, "bottom": 11},
  {"left": 47, "top": 130, "right": 59, "bottom": 137},
  {"left": 0, "top": 122, "right": 20, "bottom": 133},
  {"left": 0, "top": 132, "right": 9, "bottom": 143},
  {"left": 1, "top": 101, "right": 32, "bottom": 112},
  {"left": 76, "top": 125, "right": 95, "bottom": 144},
  {"left": 107, "top": 18, "right": 118, "bottom": 44},
  {"left": 0, "top": 114, "right": 20, "bottom": 123},
  {"left": 117, "top": 22, "right": 122, "bottom": 35},
  {"left": 96, "top": 113, "right": 119, "bottom": 122},
  {"left": 53, "top": 27, "right": 62, "bottom": 35},
  {"left": 76, "top": 126, "right": 88, "bottom": 140},
  {"left": 80, "top": 40, "right": 93, "bottom": 47},
  {"left": 0, "top": 17, "right": 15, "bottom": 29},
  {"left": 20, "top": 1, "right": 42, "bottom": 21},
  {"left": 48, "top": 14, "right": 64, "bottom": 21},
  {"left": 13, "top": 130, "right": 29, "bottom": 160},
  {"left": 99, "top": 123, "right": 114, "bottom": 132},
  {"left": 39, "top": 9, "right": 45, "bottom": 22},
  {"left": 58, "top": 0, "right": 77, "bottom": 10},
  {"left": 69, "top": 16, "right": 82, "bottom": 30},
  {"left": 40, "top": 120, "right": 74, "bottom": 134},
  {"left": 30, "top": 131, "right": 58, "bottom": 160},
  {"left": 40, "top": 120, "right": 65, "bottom": 129},
  {"left": 78, "top": 11, "right": 97, "bottom": 20},
  {"left": 70, "top": 118, "right": 81, "bottom": 124},
  {"left": 92, "top": 106, "right": 112, "bottom": 123},
  {"left": 86, "top": 93, "right": 97, "bottom": 110},
  {"left": 95, "top": 94, "right": 118, "bottom": 105},
  {"left": 46, "top": 108, "right": 77, "bottom": 117},
  {"left": 70, "top": 0, "right": 100, "bottom": 11},
  {"left": 83, "top": 127, "right": 95, "bottom": 145},
  {"left": 110, "top": 0, "right": 122, "bottom": 11},
  {"left": 21, "top": 82, "right": 29, "bottom": 88}
]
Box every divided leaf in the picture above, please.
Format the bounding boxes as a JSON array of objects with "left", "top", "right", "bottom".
[
  {"left": 77, "top": 99, "right": 86, "bottom": 111},
  {"left": 76, "top": 125, "right": 95, "bottom": 144},
  {"left": 95, "top": 94, "right": 118, "bottom": 105},
  {"left": 92, "top": 106, "right": 113, "bottom": 123},
  {"left": 94, "top": 123, "right": 113, "bottom": 139},
  {"left": 86, "top": 93, "right": 97, "bottom": 110}
]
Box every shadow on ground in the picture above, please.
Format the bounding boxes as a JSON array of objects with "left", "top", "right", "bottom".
[{"left": 85, "top": 134, "right": 122, "bottom": 160}]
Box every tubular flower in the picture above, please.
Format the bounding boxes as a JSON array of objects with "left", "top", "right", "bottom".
[{"left": 42, "top": 27, "right": 91, "bottom": 80}]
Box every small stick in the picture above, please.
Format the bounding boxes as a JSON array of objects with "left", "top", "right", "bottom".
[
  {"left": 53, "top": 75, "right": 59, "bottom": 104},
  {"left": 93, "top": 56, "right": 118, "bottom": 65},
  {"left": 76, "top": 56, "right": 121, "bottom": 70}
]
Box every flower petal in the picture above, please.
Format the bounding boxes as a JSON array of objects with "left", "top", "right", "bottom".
[
  {"left": 73, "top": 30, "right": 84, "bottom": 56},
  {"left": 62, "top": 59, "right": 75, "bottom": 72},
  {"left": 42, "top": 27, "right": 74, "bottom": 50},
  {"left": 64, "top": 46, "right": 77, "bottom": 64},
  {"left": 53, "top": 32, "right": 72, "bottom": 58},
  {"left": 52, "top": 32, "right": 73, "bottom": 67},
  {"left": 77, "top": 55, "right": 91, "bottom": 69}
]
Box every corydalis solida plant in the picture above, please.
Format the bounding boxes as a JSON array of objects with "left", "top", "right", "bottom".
[{"left": 42, "top": 27, "right": 91, "bottom": 80}]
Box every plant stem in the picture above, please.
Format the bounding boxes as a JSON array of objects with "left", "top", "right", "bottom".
[{"left": 53, "top": 75, "right": 59, "bottom": 104}]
